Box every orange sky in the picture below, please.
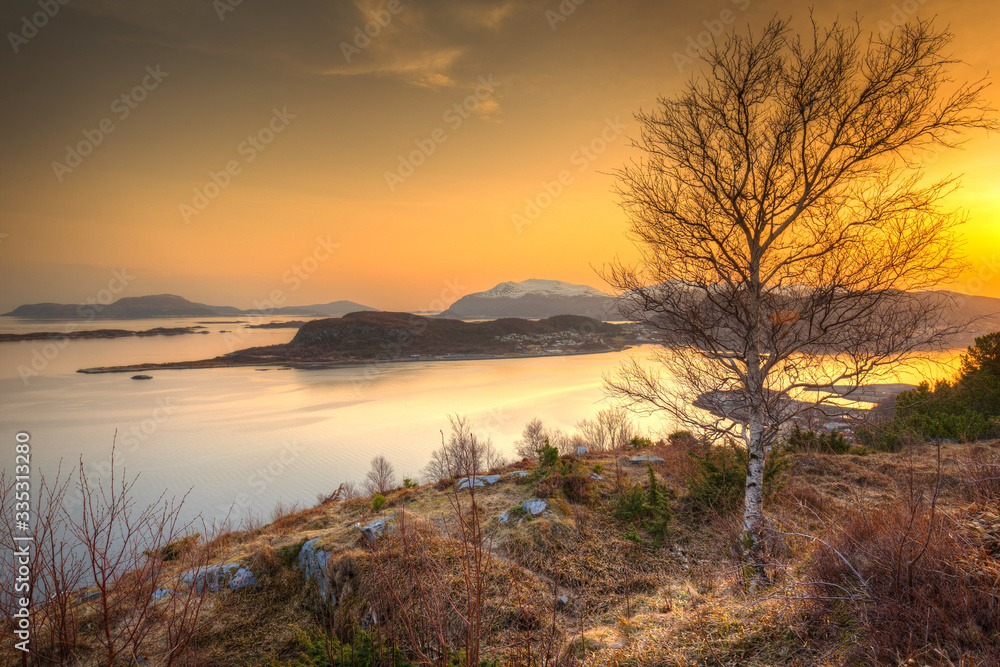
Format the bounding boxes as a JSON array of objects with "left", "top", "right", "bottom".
[{"left": 1, "top": 0, "right": 998, "bottom": 313}]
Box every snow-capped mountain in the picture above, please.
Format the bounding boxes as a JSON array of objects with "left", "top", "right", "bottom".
[
  {"left": 438, "top": 279, "right": 618, "bottom": 320},
  {"left": 478, "top": 279, "right": 609, "bottom": 300}
]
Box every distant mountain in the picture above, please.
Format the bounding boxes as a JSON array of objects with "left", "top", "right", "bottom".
[
  {"left": 439, "top": 279, "right": 617, "bottom": 320},
  {"left": 4, "top": 294, "right": 379, "bottom": 319},
  {"left": 267, "top": 301, "right": 379, "bottom": 317},
  {"left": 5, "top": 294, "right": 221, "bottom": 319}
]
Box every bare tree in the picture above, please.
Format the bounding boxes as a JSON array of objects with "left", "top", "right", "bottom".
[
  {"left": 576, "top": 407, "right": 636, "bottom": 451},
  {"left": 514, "top": 418, "right": 548, "bottom": 458},
  {"left": 605, "top": 17, "right": 996, "bottom": 579},
  {"left": 423, "top": 415, "right": 507, "bottom": 482},
  {"left": 364, "top": 455, "right": 397, "bottom": 496}
]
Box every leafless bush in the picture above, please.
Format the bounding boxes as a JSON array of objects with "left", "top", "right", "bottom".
[
  {"left": 0, "top": 442, "right": 208, "bottom": 666},
  {"left": 806, "top": 449, "right": 1000, "bottom": 662},
  {"left": 365, "top": 481, "right": 549, "bottom": 664},
  {"left": 514, "top": 418, "right": 549, "bottom": 458},
  {"left": 269, "top": 499, "right": 302, "bottom": 524},
  {"left": 423, "top": 414, "right": 507, "bottom": 482},
  {"left": 316, "top": 480, "right": 362, "bottom": 505},
  {"left": 962, "top": 445, "right": 1000, "bottom": 503},
  {"left": 0, "top": 462, "right": 84, "bottom": 664},
  {"left": 575, "top": 407, "right": 635, "bottom": 452},
  {"left": 364, "top": 455, "right": 397, "bottom": 496}
]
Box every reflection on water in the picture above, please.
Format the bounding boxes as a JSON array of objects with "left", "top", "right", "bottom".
[
  {"left": 0, "top": 317, "right": 966, "bottom": 524},
  {"left": 0, "top": 318, "right": 658, "bottom": 523}
]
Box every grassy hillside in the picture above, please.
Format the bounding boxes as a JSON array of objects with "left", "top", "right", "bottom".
[{"left": 6, "top": 436, "right": 998, "bottom": 666}]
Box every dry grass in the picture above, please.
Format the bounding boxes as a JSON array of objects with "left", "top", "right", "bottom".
[{"left": 7, "top": 441, "right": 1000, "bottom": 666}]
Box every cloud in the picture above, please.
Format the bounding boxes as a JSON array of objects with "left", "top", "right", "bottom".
[
  {"left": 455, "top": 2, "right": 521, "bottom": 30},
  {"left": 68, "top": 0, "right": 523, "bottom": 90}
]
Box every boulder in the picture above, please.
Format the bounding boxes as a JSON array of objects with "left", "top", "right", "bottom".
[
  {"left": 456, "top": 475, "right": 501, "bottom": 490},
  {"left": 498, "top": 512, "right": 510, "bottom": 524},
  {"left": 181, "top": 562, "right": 256, "bottom": 593},
  {"left": 576, "top": 445, "right": 589, "bottom": 456},
  {"left": 296, "top": 537, "right": 334, "bottom": 603},
  {"left": 523, "top": 498, "right": 547, "bottom": 516},
  {"left": 359, "top": 515, "right": 396, "bottom": 542},
  {"left": 131, "top": 374, "right": 153, "bottom": 380},
  {"left": 507, "top": 471, "right": 529, "bottom": 479},
  {"left": 629, "top": 455, "right": 665, "bottom": 465},
  {"left": 589, "top": 473, "right": 605, "bottom": 481},
  {"left": 151, "top": 588, "right": 175, "bottom": 601}
]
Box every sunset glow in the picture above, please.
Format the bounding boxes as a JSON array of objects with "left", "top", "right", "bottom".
[{"left": 1, "top": 0, "right": 998, "bottom": 311}]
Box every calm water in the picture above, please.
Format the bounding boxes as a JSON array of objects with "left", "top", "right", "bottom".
[
  {"left": 0, "top": 318, "right": 658, "bottom": 524},
  {"left": 0, "top": 317, "right": 963, "bottom": 525}
]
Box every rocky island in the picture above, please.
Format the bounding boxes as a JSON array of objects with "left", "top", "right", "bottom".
[
  {"left": 77, "top": 311, "right": 631, "bottom": 374},
  {"left": 0, "top": 325, "right": 210, "bottom": 343}
]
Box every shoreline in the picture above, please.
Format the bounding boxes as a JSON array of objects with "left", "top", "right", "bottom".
[
  {"left": 76, "top": 345, "right": 636, "bottom": 374},
  {"left": 0, "top": 326, "right": 210, "bottom": 343}
]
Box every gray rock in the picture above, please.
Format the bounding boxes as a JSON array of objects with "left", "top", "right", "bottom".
[
  {"left": 576, "top": 445, "right": 589, "bottom": 456},
  {"left": 80, "top": 589, "right": 101, "bottom": 602},
  {"left": 296, "top": 537, "right": 334, "bottom": 603},
  {"left": 228, "top": 567, "right": 257, "bottom": 590},
  {"left": 181, "top": 562, "right": 255, "bottom": 593},
  {"left": 359, "top": 515, "right": 396, "bottom": 542},
  {"left": 522, "top": 498, "right": 547, "bottom": 516},
  {"left": 507, "top": 471, "right": 529, "bottom": 479},
  {"left": 629, "top": 455, "right": 665, "bottom": 464},
  {"left": 151, "top": 588, "right": 175, "bottom": 601},
  {"left": 457, "top": 474, "right": 501, "bottom": 490},
  {"left": 557, "top": 595, "right": 571, "bottom": 607},
  {"left": 498, "top": 512, "right": 510, "bottom": 523},
  {"left": 589, "top": 473, "right": 605, "bottom": 481}
]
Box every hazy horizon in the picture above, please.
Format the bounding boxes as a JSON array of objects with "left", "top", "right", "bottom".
[{"left": 2, "top": 0, "right": 999, "bottom": 315}]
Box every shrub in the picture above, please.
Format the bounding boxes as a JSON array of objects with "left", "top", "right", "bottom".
[
  {"left": 371, "top": 494, "right": 387, "bottom": 512},
  {"left": 402, "top": 478, "right": 417, "bottom": 489},
  {"left": 807, "top": 499, "right": 1000, "bottom": 663},
  {"left": 963, "top": 445, "right": 1000, "bottom": 503},
  {"left": 277, "top": 538, "right": 308, "bottom": 568},
  {"left": 534, "top": 475, "right": 562, "bottom": 499},
  {"left": 630, "top": 436, "right": 654, "bottom": 449},
  {"left": 561, "top": 474, "right": 592, "bottom": 504},
  {"left": 612, "top": 484, "right": 648, "bottom": 521},
  {"left": 285, "top": 625, "right": 417, "bottom": 667},
  {"left": 610, "top": 464, "right": 673, "bottom": 544},
  {"left": 783, "top": 424, "right": 852, "bottom": 454},
  {"left": 684, "top": 443, "right": 786, "bottom": 514},
  {"left": 146, "top": 533, "right": 200, "bottom": 561},
  {"left": 536, "top": 439, "right": 560, "bottom": 468},
  {"left": 861, "top": 333, "right": 1000, "bottom": 447},
  {"left": 668, "top": 430, "right": 697, "bottom": 446}
]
